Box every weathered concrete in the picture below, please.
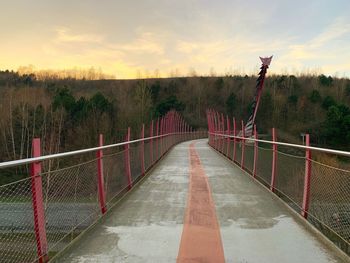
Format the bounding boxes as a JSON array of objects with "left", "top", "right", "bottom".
[
  {"left": 195, "top": 139, "right": 349, "bottom": 263},
  {"left": 57, "top": 139, "right": 349, "bottom": 263},
  {"left": 56, "top": 142, "right": 191, "bottom": 263}
]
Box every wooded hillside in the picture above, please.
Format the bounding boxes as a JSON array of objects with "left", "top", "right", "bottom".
[{"left": 1, "top": 70, "right": 349, "bottom": 168}]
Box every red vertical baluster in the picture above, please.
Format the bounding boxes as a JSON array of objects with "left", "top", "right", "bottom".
[
  {"left": 141, "top": 124, "right": 145, "bottom": 176},
  {"left": 253, "top": 125, "right": 258, "bottom": 178},
  {"left": 124, "top": 127, "right": 132, "bottom": 190},
  {"left": 241, "top": 120, "right": 245, "bottom": 169},
  {"left": 97, "top": 134, "right": 107, "bottom": 214},
  {"left": 216, "top": 112, "right": 220, "bottom": 150},
  {"left": 150, "top": 120, "right": 154, "bottom": 165},
  {"left": 221, "top": 113, "right": 225, "bottom": 153},
  {"left": 302, "top": 134, "right": 312, "bottom": 219},
  {"left": 156, "top": 118, "right": 159, "bottom": 160},
  {"left": 226, "top": 115, "right": 230, "bottom": 158},
  {"left": 30, "top": 138, "right": 48, "bottom": 263},
  {"left": 233, "top": 118, "right": 236, "bottom": 162},
  {"left": 270, "top": 128, "right": 277, "bottom": 192},
  {"left": 161, "top": 117, "right": 164, "bottom": 155}
]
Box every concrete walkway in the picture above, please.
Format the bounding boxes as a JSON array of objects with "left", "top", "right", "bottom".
[{"left": 57, "top": 140, "right": 349, "bottom": 263}]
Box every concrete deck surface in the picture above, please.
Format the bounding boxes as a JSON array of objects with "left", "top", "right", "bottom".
[{"left": 56, "top": 139, "right": 349, "bottom": 263}]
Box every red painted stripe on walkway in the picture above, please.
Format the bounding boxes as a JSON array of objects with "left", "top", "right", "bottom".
[{"left": 177, "top": 143, "right": 225, "bottom": 263}]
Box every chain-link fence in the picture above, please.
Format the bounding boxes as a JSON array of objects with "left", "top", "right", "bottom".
[
  {"left": 208, "top": 114, "right": 350, "bottom": 255},
  {"left": 0, "top": 110, "right": 207, "bottom": 262}
]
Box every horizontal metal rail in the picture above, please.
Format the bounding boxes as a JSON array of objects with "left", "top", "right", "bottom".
[
  {"left": 209, "top": 132, "right": 350, "bottom": 157},
  {"left": 0, "top": 132, "right": 197, "bottom": 169}
]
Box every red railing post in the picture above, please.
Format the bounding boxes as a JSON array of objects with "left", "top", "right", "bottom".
[
  {"left": 156, "top": 118, "right": 159, "bottom": 160},
  {"left": 253, "top": 125, "right": 258, "bottom": 178},
  {"left": 221, "top": 113, "right": 225, "bottom": 153},
  {"left": 30, "top": 138, "right": 48, "bottom": 263},
  {"left": 164, "top": 115, "right": 168, "bottom": 151},
  {"left": 209, "top": 110, "right": 213, "bottom": 146},
  {"left": 141, "top": 124, "right": 145, "bottom": 176},
  {"left": 150, "top": 120, "right": 154, "bottom": 165},
  {"left": 233, "top": 118, "right": 236, "bottom": 162},
  {"left": 270, "top": 128, "right": 277, "bottom": 192},
  {"left": 207, "top": 110, "right": 211, "bottom": 145},
  {"left": 216, "top": 112, "right": 220, "bottom": 150},
  {"left": 160, "top": 117, "right": 164, "bottom": 156},
  {"left": 171, "top": 112, "right": 175, "bottom": 146},
  {"left": 97, "top": 134, "right": 107, "bottom": 214},
  {"left": 213, "top": 113, "right": 217, "bottom": 149},
  {"left": 302, "top": 134, "right": 312, "bottom": 219},
  {"left": 180, "top": 119, "right": 182, "bottom": 141},
  {"left": 124, "top": 127, "right": 132, "bottom": 190},
  {"left": 241, "top": 120, "right": 245, "bottom": 169},
  {"left": 226, "top": 115, "right": 230, "bottom": 158}
]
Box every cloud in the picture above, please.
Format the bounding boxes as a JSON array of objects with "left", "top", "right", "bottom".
[
  {"left": 310, "top": 17, "right": 350, "bottom": 48},
  {"left": 276, "top": 16, "right": 350, "bottom": 75},
  {"left": 111, "top": 32, "right": 165, "bottom": 55},
  {"left": 55, "top": 27, "right": 104, "bottom": 44}
]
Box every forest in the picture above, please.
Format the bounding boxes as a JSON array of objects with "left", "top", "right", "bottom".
[{"left": 0, "top": 69, "right": 349, "bottom": 176}]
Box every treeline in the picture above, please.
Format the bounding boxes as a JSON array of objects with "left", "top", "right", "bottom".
[{"left": 0, "top": 70, "right": 349, "bottom": 166}]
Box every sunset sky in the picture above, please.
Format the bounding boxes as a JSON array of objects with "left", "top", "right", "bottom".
[{"left": 1, "top": 0, "right": 349, "bottom": 79}]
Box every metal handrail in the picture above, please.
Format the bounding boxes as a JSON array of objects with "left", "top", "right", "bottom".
[
  {"left": 0, "top": 132, "right": 189, "bottom": 169},
  {"left": 209, "top": 132, "right": 350, "bottom": 157}
]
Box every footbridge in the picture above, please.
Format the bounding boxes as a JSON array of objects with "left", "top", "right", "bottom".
[{"left": 1, "top": 110, "right": 350, "bottom": 263}]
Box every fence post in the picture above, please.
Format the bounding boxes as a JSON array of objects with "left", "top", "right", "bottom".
[
  {"left": 253, "top": 125, "right": 258, "bottom": 178},
  {"left": 241, "top": 120, "right": 245, "bottom": 169},
  {"left": 208, "top": 111, "right": 212, "bottom": 145},
  {"left": 30, "top": 138, "right": 48, "bottom": 263},
  {"left": 216, "top": 112, "right": 220, "bottom": 150},
  {"left": 213, "top": 113, "right": 217, "bottom": 149},
  {"left": 124, "top": 127, "right": 132, "bottom": 190},
  {"left": 97, "top": 134, "right": 107, "bottom": 214},
  {"left": 150, "top": 120, "right": 154, "bottom": 165},
  {"left": 156, "top": 118, "right": 159, "bottom": 160},
  {"left": 221, "top": 113, "right": 225, "bottom": 153},
  {"left": 226, "top": 115, "right": 230, "bottom": 158},
  {"left": 302, "top": 134, "right": 312, "bottom": 219},
  {"left": 270, "top": 128, "right": 277, "bottom": 192},
  {"left": 141, "top": 124, "right": 145, "bottom": 176},
  {"left": 164, "top": 115, "right": 168, "bottom": 151},
  {"left": 233, "top": 118, "right": 236, "bottom": 162}
]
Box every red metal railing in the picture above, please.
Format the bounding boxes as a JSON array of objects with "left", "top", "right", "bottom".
[
  {"left": 0, "top": 111, "right": 207, "bottom": 263},
  {"left": 207, "top": 109, "right": 350, "bottom": 254}
]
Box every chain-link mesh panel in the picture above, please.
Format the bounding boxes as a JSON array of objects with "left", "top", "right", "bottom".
[
  {"left": 308, "top": 158, "right": 350, "bottom": 252},
  {"left": 154, "top": 138, "right": 160, "bottom": 162},
  {"left": 244, "top": 144, "right": 254, "bottom": 174},
  {"left": 0, "top": 178, "right": 37, "bottom": 263},
  {"left": 235, "top": 140, "right": 243, "bottom": 166},
  {"left": 130, "top": 143, "right": 142, "bottom": 183},
  {"left": 227, "top": 139, "right": 233, "bottom": 160},
  {"left": 0, "top": 131, "right": 203, "bottom": 262},
  {"left": 209, "top": 130, "right": 350, "bottom": 255},
  {"left": 274, "top": 151, "right": 305, "bottom": 212},
  {"left": 256, "top": 146, "right": 272, "bottom": 187},
  {"left": 220, "top": 137, "right": 225, "bottom": 154},
  {"left": 103, "top": 150, "right": 127, "bottom": 206},
  {"left": 144, "top": 141, "right": 151, "bottom": 171},
  {"left": 41, "top": 159, "right": 100, "bottom": 256},
  {"left": 222, "top": 138, "right": 227, "bottom": 156},
  {"left": 227, "top": 138, "right": 232, "bottom": 158}
]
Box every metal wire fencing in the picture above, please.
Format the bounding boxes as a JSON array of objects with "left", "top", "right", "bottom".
[
  {"left": 0, "top": 110, "right": 207, "bottom": 262},
  {"left": 0, "top": 177, "right": 37, "bottom": 263},
  {"left": 207, "top": 110, "right": 350, "bottom": 255}
]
